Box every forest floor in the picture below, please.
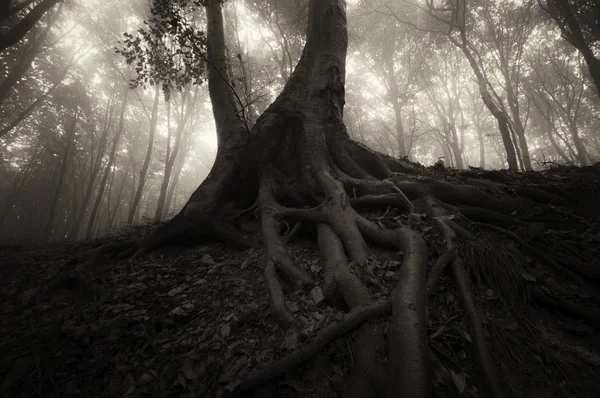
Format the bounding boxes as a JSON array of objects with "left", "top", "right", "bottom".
[{"left": 1, "top": 165, "right": 600, "bottom": 398}]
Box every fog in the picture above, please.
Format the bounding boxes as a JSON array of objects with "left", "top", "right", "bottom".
[{"left": 1, "top": 0, "right": 599, "bottom": 244}]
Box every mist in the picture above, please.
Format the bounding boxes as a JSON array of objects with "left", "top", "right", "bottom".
[{"left": 2, "top": 1, "right": 600, "bottom": 397}]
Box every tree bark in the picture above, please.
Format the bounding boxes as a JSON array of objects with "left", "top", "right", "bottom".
[{"left": 128, "top": 86, "right": 160, "bottom": 224}]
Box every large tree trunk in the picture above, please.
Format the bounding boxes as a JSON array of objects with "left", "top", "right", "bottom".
[
  {"left": 128, "top": 86, "right": 160, "bottom": 224},
  {"left": 66, "top": 2, "right": 594, "bottom": 398}
]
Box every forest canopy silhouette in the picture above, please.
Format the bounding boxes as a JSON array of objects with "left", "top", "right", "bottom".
[{"left": 1, "top": 1, "right": 600, "bottom": 397}]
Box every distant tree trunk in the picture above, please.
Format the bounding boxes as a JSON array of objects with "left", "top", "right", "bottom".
[
  {"left": 41, "top": 112, "right": 77, "bottom": 241},
  {"left": 546, "top": 124, "right": 570, "bottom": 163},
  {"left": 86, "top": 89, "right": 129, "bottom": 239},
  {"left": 449, "top": 37, "right": 519, "bottom": 170},
  {"left": 162, "top": 130, "right": 192, "bottom": 219},
  {"left": 154, "top": 86, "right": 196, "bottom": 220},
  {"left": 510, "top": 114, "right": 533, "bottom": 171},
  {"left": 478, "top": 129, "right": 485, "bottom": 168},
  {"left": 128, "top": 86, "right": 160, "bottom": 224},
  {"left": 565, "top": 119, "right": 588, "bottom": 165},
  {"left": 109, "top": 171, "right": 128, "bottom": 231},
  {"left": 383, "top": 52, "right": 407, "bottom": 157},
  {"left": 0, "top": 142, "right": 42, "bottom": 227},
  {"left": 68, "top": 85, "right": 118, "bottom": 239},
  {"left": 448, "top": 125, "right": 464, "bottom": 169}
]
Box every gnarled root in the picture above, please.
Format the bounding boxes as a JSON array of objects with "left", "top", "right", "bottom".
[
  {"left": 229, "top": 300, "right": 392, "bottom": 397},
  {"left": 426, "top": 196, "right": 507, "bottom": 398}
]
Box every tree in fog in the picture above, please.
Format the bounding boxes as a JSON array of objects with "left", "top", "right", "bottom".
[{"left": 3, "top": 1, "right": 600, "bottom": 396}]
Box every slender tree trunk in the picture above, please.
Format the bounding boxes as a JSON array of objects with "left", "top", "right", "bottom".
[
  {"left": 161, "top": 116, "right": 195, "bottom": 219},
  {"left": 41, "top": 112, "right": 77, "bottom": 241},
  {"left": 86, "top": 89, "right": 129, "bottom": 239},
  {"left": 546, "top": 124, "right": 570, "bottom": 162},
  {"left": 565, "top": 117, "right": 588, "bottom": 165},
  {"left": 453, "top": 38, "right": 519, "bottom": 170},
  {"left": 128, "top": 86, "right": 160, "bottom": 224},
  {"left": 68, "top": 89, "right": 118, "bottom": 239},
  {"left": 154, "top": 87, "right": 195, "bottom": 220},
  {"left": 109, "top": 171, "right": 128, "bottom": 230},
  {"left": 478, "top": 129, "right": 485, "bottom": 168}
]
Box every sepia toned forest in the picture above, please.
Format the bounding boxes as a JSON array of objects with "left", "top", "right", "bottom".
[
  {"left": 1, "top": 0, "right": 599, "bottom": 244},
  {"left": 1, "top": 1, "right": 600, "bottom": 397}
]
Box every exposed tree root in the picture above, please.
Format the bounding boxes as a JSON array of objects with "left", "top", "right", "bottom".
[
  {"left": 426, "top": 196, "right": 508, "bottom": 398},
  {"left": 229, "top": 299, "right": 392, "bottom": 397},
  {"left": 426, "top": 249, "right": 458, "bottom": 297},
  {"left": 18, "top": 133, "right": 600, "bottom": 398}
]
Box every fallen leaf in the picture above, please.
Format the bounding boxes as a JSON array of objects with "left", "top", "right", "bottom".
[
  {"left": 283, "top": 328, "right": 299, "bottom": 350},
  {"left": 310, "top": 286, "right": 325, "bottom": 305}
]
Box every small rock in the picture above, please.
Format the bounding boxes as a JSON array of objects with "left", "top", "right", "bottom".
[{"left": 385, "top": 271, "right": 396, "bottom": 279}]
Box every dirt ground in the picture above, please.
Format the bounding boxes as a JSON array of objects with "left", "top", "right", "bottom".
[{"left": 1, "top": 165, "right": 600, "bottom": 397}]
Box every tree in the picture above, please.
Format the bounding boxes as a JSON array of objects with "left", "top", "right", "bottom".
[
  {"left": 31, "top": 1, "right": 599, "bottom": 397},
  {"left": 41, "top": 96, "right": 78, "bottom": 240},
  {"left": 539, "top": 0, "right": 600, "bottom": 97},
  {"left": 0, "top": 0, "right": 62, "bottom": 53},
  {"left": 86, "top": 87, "right": 129, "bottom": 239},
  {"left": 127, "top": 85, "right": 160, "bottom": 224},
  {"left": 387, "top": 0, "right": 521, "bottom": 169},
  {"left": 154, "top": 84, "right": 197, "bottom": 220}
]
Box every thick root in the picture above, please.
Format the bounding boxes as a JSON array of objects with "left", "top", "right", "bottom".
[
  {"left": 356, "top": 217, "right": 431, "bottom": 398},
  {"left": 229, "top": 300, "right": 392, "bottom": 397}
]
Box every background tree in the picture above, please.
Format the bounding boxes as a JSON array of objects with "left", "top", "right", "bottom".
[{"left": 539, "top": 0, "right": 600, "bottom": 96}]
